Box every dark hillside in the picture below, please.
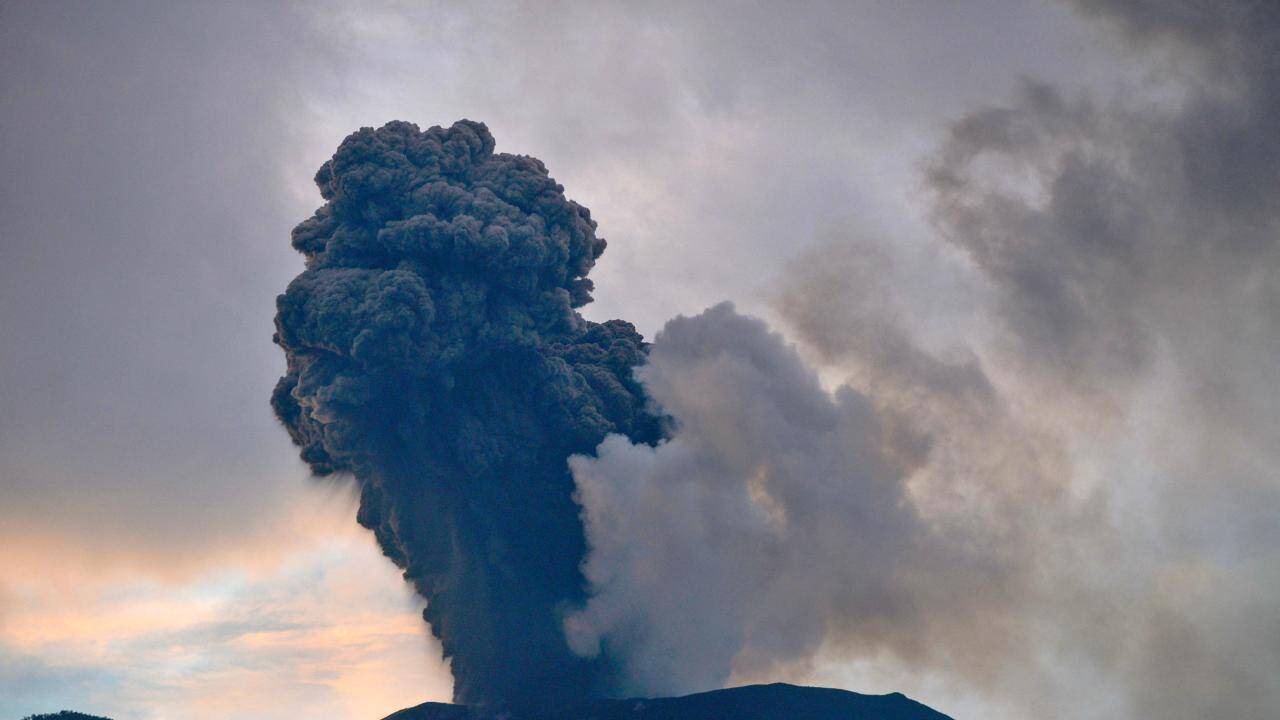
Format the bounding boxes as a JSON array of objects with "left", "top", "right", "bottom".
[{"left": 383, "top": 683, "right": 953, "bottom": 720}]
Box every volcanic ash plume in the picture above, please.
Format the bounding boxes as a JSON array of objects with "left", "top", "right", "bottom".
[{"left": 271, "top": 120, "right": 663, "bottom": 709}]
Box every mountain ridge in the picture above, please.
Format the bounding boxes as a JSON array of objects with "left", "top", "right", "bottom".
[{"left": 382, "top": 682, "right": 953, "bottom": 720}]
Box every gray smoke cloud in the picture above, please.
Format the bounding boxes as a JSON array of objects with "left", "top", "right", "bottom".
[
  {"left": 563, "top": 2, "right": 1280, "bottom": 718},
  {"left": 916, "top": 2, "right": 1280, "bottom": 716},
  {"left": 565, "top": 302, "right": 923, "bottom": 695},
  {"left": 565, "top": 301, "right": 1059, "bottom": 699},
  {"left": 927, "top": 0, "right": 1280, "bottom": 398}
]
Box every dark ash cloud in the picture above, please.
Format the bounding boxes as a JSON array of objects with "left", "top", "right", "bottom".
[{"left": 271, "top": 120, "right": 663, "bottom": 710}]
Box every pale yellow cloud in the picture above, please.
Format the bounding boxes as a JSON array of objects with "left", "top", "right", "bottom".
[{"left": 0, "top": 483, "right": 452, "bottom": 720}]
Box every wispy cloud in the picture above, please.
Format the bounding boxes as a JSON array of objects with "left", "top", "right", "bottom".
[{"left": 0, "top": 495, "right": 449, "bottom": 720}]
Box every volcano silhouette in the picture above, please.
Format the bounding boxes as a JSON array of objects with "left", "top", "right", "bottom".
[{"left": 382, "top": 683, "right": 953, "bottom": 720}]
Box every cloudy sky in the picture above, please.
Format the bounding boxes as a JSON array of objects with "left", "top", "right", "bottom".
[{"left": 2, "top": 1, "right": 1277, "bottom": 719}]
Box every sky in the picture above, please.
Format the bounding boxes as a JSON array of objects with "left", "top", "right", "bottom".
[{"left": 1, "top": 1, "right": 1277, "bottom": 719}]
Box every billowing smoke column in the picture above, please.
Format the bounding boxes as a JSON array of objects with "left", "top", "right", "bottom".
[{"left": 271, "top": 120, "right": 663, "bottom": 709}]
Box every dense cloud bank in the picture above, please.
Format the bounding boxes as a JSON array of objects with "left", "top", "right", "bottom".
[
  {"left": 928, "top": 1, "right": 1280, "bottom": 395},
  {"left": 271, "top": 120, "right": 662, "bottom": 709},
  {"left": 565, "top": 2, "right": 1280, "bottom": 718},
  {"left": 914, "top": 2, "right": 1280, "bottom": 716}
]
